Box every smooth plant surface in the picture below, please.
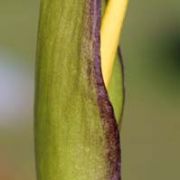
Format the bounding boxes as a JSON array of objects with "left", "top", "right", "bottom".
[{"left": 35, "top": 0, "right": 128, "bottom": 180}]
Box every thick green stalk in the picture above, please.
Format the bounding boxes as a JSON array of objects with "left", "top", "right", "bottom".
[{"left": 35, "top": 0, "right": 126, "bottom": 179}]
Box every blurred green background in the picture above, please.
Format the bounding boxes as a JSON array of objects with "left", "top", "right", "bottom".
[{"left": 0, "top": 0, "right": 180, "bottom": 180}]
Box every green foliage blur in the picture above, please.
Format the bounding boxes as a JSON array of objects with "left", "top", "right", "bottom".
[{"left": 0, "top": 0, "right": 180, "bottom": 180}]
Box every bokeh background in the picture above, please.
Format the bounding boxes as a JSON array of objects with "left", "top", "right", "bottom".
[{"left": 0, "top": 0, "right": 180, "bottom": 180}]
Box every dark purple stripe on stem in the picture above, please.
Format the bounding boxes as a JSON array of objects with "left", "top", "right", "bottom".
[{"left": 90, "top": 0, "right": 121, "bottom": 179}]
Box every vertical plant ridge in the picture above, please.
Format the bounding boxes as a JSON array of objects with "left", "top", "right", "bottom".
[{"left": 90, "top": 0, "right": 121, "bottom": 179}]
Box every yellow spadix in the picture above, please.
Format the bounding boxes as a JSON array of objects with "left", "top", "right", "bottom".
[{"left": 101, "top": 0, "right": 128, "bottom": 87}]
